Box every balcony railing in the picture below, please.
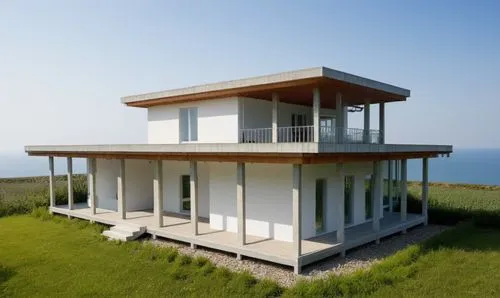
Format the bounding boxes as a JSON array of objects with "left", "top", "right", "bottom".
[{"left": 239, "top": 126, "right": 381, "bottom": 144}]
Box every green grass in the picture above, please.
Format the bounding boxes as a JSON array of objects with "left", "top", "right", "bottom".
[
  {"left": 0, "top": 212, "right": 282, "bottom": 297},
  {"left": 2, "top": 212, "right": 500, "bottom": 297},
  {"left": 0, "top": 175, "right": 87, "bottom": 217},
  {"left": 284, "top": 222, "right": 500, "bottom": 297}
]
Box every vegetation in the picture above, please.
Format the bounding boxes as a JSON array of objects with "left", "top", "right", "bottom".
[
  {"left": 0, "top": 175, "right": 87, "bottom": 217},
  {"left": 1, "top": 211, "right": 500, "bottom": 297},
  {"left": 0, "top": 211, "right": 282, "bottom": 297},
  {"left": 406, "top": 181, "right": 500, "bottom": 227}
]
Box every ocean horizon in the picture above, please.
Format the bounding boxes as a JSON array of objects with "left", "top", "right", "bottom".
[{"left": 0, "top": 148, "right": 499, "bottom": 186}]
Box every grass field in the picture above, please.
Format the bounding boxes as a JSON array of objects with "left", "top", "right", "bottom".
[
  {"left": 2, "top": 177, "right": 500, "bottom": 296},
  {"left": 1, "top": 212, "right": 500, "bottom": 297}
]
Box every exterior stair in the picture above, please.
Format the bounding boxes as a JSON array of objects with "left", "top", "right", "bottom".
[{"left": 102, "top": 223, "right": 146, "bottom": 241}]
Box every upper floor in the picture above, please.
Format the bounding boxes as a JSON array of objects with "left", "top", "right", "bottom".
[{"left": 123, "top": 67, "right": 411, "bottom": 145}]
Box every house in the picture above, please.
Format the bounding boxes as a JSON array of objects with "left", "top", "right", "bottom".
[{"left": 25, "top": 67, "right": 452, "bottom": 273}]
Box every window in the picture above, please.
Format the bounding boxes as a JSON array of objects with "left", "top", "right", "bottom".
[
  {"left": 291, "top": 113, "right": 306, "bottom": 126},
  {"left": 344, "top": 176, "right": 354, "bottom": 225},
  {"left": 365, "top": 175, "right": 373, "bottom": 219},
  {"left": 181, "top": 175, "right": 190, "bottom": 212},
  {"left": 179, "top": 107, "right": 198, "bottom": 142},
  {"left": 315, "top": 179, "right": 326, "bottom": 233}
]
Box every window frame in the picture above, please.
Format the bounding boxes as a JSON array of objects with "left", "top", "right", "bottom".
[
  {"left": 180, "top": 175, "right": 191, "bottom": 213},
  {"left": 179, "top": 107, "right": 198, "bottom": 143}
]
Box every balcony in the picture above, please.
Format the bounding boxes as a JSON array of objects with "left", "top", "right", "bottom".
[{"left": 239, "top": 126, "right": 381, "bottom": 144}]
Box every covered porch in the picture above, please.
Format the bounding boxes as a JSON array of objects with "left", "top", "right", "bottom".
[{"left": 50, "top": 203, "right": 425, "bottom": 270}]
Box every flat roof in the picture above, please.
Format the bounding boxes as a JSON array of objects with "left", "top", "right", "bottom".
[{"left": 121, "top": 67, "right": 411, "bottom": 109}]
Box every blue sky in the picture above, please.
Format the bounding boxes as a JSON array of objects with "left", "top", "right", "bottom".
[{"left": 1, "top": 0, "right": 499, "bottom": 153}]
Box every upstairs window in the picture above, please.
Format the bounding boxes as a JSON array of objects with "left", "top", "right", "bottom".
[{"left": 179, "top": 107, "right": 198, "bottom": 142}]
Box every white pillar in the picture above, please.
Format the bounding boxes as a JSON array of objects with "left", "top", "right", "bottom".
[
  {"left": 379, "top": 103, "right": 385, "bottom": 144},
  {"left": 117, "top": 159, "right": 126, "bottom": 219},
  {"left": 313, "top": 88, "right": 320, "bottom": 143},
  {"left": 422, "top": 158, "right": 429, "bottom": 225},
  {"left": 388, "top": 160, "right": 393, "bottom": 212},
  {"left": 292, "top": 164, "right": 302, "bottom": 274},
  {"left": 372, "top": 161, "right": 381, "bottom": 233},
  {"left": 272, "top": 93, "right": 279, "bottom": 143},
  {"left": 153, "top": 160, "right": 164, "bottom": 228},
  {"left": 292, "top": 164, "right": 302, "bottom": 258},
  {"left": 337, "top": 164, "right": 345, "bottom": 255},
  {"left": 363, "top": 103, "right": 370, "bottom": 143},
  {"left": 190, "top": 161, "right": 199, "bottom": 236},
  {"left": 67, "top": 157, "right": 73, "bottom": 211},
  {"left": 237, "top": 163, "right": 246, "bottom": 245},
  {"left": 335, "top": 92, "right": 343, "bottom": 143},
  {"left": 401, "top": 159, "right": 408, "bottom": 222},
  {"left": 88, "top": 158, "right": 96, "bottom": 215},
  {"left": 48, "top": 157, "right": 55, "bottom": 210}
]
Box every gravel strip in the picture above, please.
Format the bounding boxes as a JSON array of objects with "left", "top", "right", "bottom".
[{"left": 146, "top": 224, "right": 449, "bottom": 287}]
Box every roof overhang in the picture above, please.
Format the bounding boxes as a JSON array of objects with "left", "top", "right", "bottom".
[
  {"left": 121, "top": 67, "right": 411, "bottom": 109},
  {"left": 25, "top": 143, "right": 452, "bottom": 164}
]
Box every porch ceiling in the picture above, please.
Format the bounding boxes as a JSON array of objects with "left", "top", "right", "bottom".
[{"left": 122, "top": 67, "right": 410, "bottom": 108}]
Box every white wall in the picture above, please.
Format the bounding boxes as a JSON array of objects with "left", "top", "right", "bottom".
[
  {"left": 161, "top": 161, "right": 209, "bottom": 218},
  {"left": 148, "top": 97, "right": 239, "bottom": 144},
  {"left": 124, "top": 160, "right": 154, "bottom": 211},
  {"left": 208, "top": 162, "right": 294, "bottom": 241},
  {"left": 95, "top": 159, "right": 119, "bottom": 211}
]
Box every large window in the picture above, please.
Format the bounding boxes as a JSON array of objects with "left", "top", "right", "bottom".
[
  {"left": 344, "top": 176, "right": 354, "bottom": 225},
  {"left": 181, "top": 175, "right": 190, "bottom": 212},
  {"left": 365, "top": 175, "right": 373, "bottom": 220},
  {"left": 179, "top": 107, "right": 198, "bottom": 142},
  {"left": 315, "top": 179, "right": 326, "bottom": 233}
]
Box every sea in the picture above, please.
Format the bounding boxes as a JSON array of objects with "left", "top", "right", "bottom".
[{"left": 0, "top": 149, "right": 499, "bottom": 186}]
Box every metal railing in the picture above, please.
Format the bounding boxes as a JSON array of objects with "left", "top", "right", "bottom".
[
  {"left": 239, "top": 126, "right": 381, "bottom": 144},
  {"left": 239, "top": 127, "right": 272, "bottom": 143},
  {"left": 320, "top": 127, "right": 381, "bottom": 144},
  {"left": 278, "top": 125, "right": 314, "bottom": 143}
]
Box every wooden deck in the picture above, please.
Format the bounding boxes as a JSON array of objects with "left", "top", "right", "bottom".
[{"left": 50, "top": 204, "right": 425, "bottom": 270}]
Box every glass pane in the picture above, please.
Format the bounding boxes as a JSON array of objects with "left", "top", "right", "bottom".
[
  {"left": 365, "top": 175, "right": 373, "bottom": 219},
  {"left": 182, "top": 200, "right": 191, "bottom": 211},
  {"left": 189, "top": 108, "right": 198, "bottom": 141},
  {"left": 179, "top": 108, "right": 189, "bottom": 142},
  {"left": 315, "top": 179, "right": 325, "bottom": 233},
  {"left": 181, "top": 175, "right": 190, "bottom": 198},
  {"left": 344, "top": 176, "right": 354, "bottom": 224}
]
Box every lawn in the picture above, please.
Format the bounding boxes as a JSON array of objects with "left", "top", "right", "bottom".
[
  {"left": 2, "top": 212, "right": 500, "bottom": 297},
  {"left": 0, "top": 213, "right": 282, "bottom": 297}
]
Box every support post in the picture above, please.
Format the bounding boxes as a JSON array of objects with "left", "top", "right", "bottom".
[
  {"left": 89, "top": 158, "right": 96, "bottom": 215},
  {"left": 336, "top": 92, "right": 343, "bottom": 143},
  {"left": 363, "top": 103, "right": 370, "bottom": 143},
  {"left": 153, "top": 160, "right": 164, "bottom": 228},
  {"left": 388, "top": 160, "right": 393, "bottom": 212},
  {"left": 372, "top": 161, "right": 381, "bottom": 235},
  {"left": 48, "top": 157, "right": 55, "bottom": 211},
  {"left": 237, "top": 162, "right": 246, "bottom": 245},
  {"left": 272, "top": 93, "right": 279, "bottom": 143},
  {"left": 190, "top": 161, "right": 199, "bottom": 236},
  {"left": 422, "top": 158, "right": 429, "bottom": 225},
  {"left": 401, "top": 159, "right": 408, "bottom": 222},
  {"left": 313, "top": 88, "right": 320, "bottom": 143},
  {"left": 67, "top": 157, "right": 73, "bottom": 211},
  {"left": 379, "top": 102, "right": 385, "bottom": 144},
  {"left": 337, "top": 164, "right": 345, "bottom": 256},
  {"left": 292, "top": 164, "right": 302, "bottom": 259},
  {"left": 117, "top": 159, "right": 126, "bottom": 219}
]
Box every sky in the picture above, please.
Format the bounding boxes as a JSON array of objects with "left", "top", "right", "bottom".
[{"left": 1, "top": 0, "right": 499, "bottom": 155}]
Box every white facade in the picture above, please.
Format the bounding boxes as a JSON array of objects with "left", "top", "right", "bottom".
[{"left": 93, "top": 158, "right": 375, "bottom": 243}]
